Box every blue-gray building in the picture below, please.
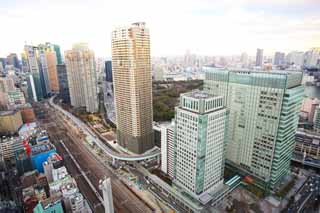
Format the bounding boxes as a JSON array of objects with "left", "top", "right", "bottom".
[
  {"left": 105, "top": 60, "right": 112, "bottom": 82},
  {"left": 57, "top": 64, "right": 70, "bottom": 103}
]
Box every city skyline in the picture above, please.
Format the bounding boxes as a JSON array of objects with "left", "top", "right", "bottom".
[{"left": 1, "top": 0, "right": 319, "bottom": 57}]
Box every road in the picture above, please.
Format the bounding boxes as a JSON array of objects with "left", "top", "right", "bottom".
[
  {"left": 38, "top": 102, "right": 154, "bottom": 213},
  {"left": 49, "top": 96, "right": 161, "bottom": 161}
]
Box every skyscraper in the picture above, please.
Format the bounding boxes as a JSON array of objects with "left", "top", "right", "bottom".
[
  {"left": 273, "top": 52, "right": 285, "bottom": 66},
  {"left": 38, "top": 45, "right": 51, "bottom": 96},
  {"left": 24, "top": 45, "right": 44, "bottom": 101},
  {"left": 173, "top": 91, "right": 228, "bottom": 197},
  {"left": 112, "top": 22, "right": 154, "bottom": 154},
  {"left": 204, "top": 68, "right": 304, "bottom": 189},
  {"left": 240, "top": 52, "right": 249, "bottom": 67},
  {"left": 53, "top": 44, "right": 63, "bottom": 65},
  {"left": 255, "top": 48, "right": 264, "bottom": 67},
  {"left": 57, "top": 64, "right": 70, "bottom": 103},
  {"left": 65, "top": 43, "right": 98, "bottom": 113},
  {"left": 103, "top": 61, "right": 115, "bottom": 123},
  {"left": 45, "top": 50, "right": 59, "bottom": 93}
]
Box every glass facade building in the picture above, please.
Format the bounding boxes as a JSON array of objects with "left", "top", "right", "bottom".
[{"left": 204, "top": 67, "right": 304, "bottom": 189}]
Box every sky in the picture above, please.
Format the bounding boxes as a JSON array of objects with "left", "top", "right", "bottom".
[{"left": 0, "top": 0, "right": 319, "bottom": 57}]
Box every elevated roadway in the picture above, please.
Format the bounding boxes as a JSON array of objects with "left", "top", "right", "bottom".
[{"left": 49, "top": 96, "right": 161, "bottom": 161}]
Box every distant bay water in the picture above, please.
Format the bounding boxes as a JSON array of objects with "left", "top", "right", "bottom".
[{"left": 304, "top": 85, "right": 320, "bottom": 98}]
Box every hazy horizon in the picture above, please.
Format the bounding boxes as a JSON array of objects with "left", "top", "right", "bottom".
[{"left": 1, "top": 0, "right": 319, "bottom": 58}]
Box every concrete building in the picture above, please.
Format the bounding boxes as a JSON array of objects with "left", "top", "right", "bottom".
[
  {"left": 255, "top": 48, "right": 263, "bottom": 67},
  {"left": 99, "top": 177, "right": 114, "bottom": 213},
  {"left": 204, "top": 67, "right": 304, "bottom": 189},
  {"left": 112, "top": 22, "right": 154, "bottom": 154},
  {"left": 159, "top": 122, "right": 175, "bottom": 178},
  {"left": 286, "top": 51, "right": 304, "bottom": 67},
  {"left": 173, "top": 91, "right": 228, "bottom": 198},
  {"left": 57, "top": 64, "right": 70, "bottom": 103},
  {"left": 16, "top": 103, "right": 36, "bottom": 123},
  {"left": 273, "top": 52, "right": 285, "bottom": 66},
  {"left": 314, "top": 105, "right": 320, "bottom": 132},
  {"left": 305, "top": 47, "right": 320, "bottom": 67},
  {"left": 0, "top": 110, "right": 23, "bottom": 134},
  {"left": 0, "top": 136, "right": 24, "bottom": 161},
  {"left": 6, "top": 53, "right": 20, "bottom": 70},
  {"left": 295, "top": 131, "right": 320, "bottom": 160},
  {"left": 65, "top": 43, "right": 98, "bottom": 113},
  {"left": 300, "top": 98, "right": 320, "bottom": 123},
  {"left": 45, "top": 50, "right": 59, "bottom": 93}
]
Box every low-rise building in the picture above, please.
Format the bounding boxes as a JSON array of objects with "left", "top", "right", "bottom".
[{"left": 0, "top": 110, "right": 23, "bottom": 134}]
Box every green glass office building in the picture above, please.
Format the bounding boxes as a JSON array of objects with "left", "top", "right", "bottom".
[{"left": 204, "top": 68, "right": 304, "bottom": 190}]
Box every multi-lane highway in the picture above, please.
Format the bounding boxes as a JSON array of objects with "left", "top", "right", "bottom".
[{"left": 39, "top": 101, "right": 155, "bottom": 213}]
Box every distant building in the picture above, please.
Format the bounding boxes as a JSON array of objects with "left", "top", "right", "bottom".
[
  {"left": 286, "top": 51, "right": 304, "bottom": 67},
  {"left": 273, "top": 52, "right": 285, "bottom": 66},
  {"left": 45, "top": 50, "right": 59, "bottom": 93},
  {"left": 112, "top": 22, "right": 154, "bottom": 154},
  {"left": 6, "top": 53, "right": 20, "bottom": 70},
  {"left": 57, "top": 64, "right": 70, "bottom": 103},
  {"left": 300, "top": 98, "right": 320, "bottom": 123},
  {"left": 24, "top": 45, "right": 44, "bottom": 101},
  {"left": 103, "top": 61, "right": 115, "bottom": 123},
  {"left": 240, "top": 52, "right": 249, "bottom": 67},
  {"left": 173, "top": 91, "right": 228, "bottom": 198},
  {"left": 105, "top": 60, "right": 112, "bottom": 82},
  {"left": 255, "top": 48, "right": 263, "bottom": 67},
  {"left": 53, "top": 44, "right": 63, "bottom": 65},
  {"left": 0, "top": 110, "right": 23, "bottom": 134},
  {"left": 304, "top": 47, "right": 320, "bottom": 67},
  {"left": 205, "top": 67, "right": 304, "bottom": 190},
  {"left": 65, "top": 43, "right": 98, "bottom": 113}
]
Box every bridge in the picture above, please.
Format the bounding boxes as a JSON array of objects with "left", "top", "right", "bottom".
[{"left": 48, "top": 96, "right": 161, "bottom": 161}]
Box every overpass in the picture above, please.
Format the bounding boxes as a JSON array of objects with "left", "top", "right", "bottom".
[{"left": 48, "top": 96, "right": 161, "bottom": 161}]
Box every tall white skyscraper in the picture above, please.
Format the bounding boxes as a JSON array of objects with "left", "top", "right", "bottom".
[
  {"left": 160, "top": 122, "right": 175, "bottom": 177},
  {"left": 112, "top": 22, "right": 154, "bottom": 154},
  {"left": 173, "top": 91, "right": 228, "bottom": 198},
  {"left": 65, "top": 43, "right": 98, "bottom": 113}
]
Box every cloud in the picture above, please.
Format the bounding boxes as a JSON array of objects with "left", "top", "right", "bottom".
[{"left": 0, "top": 0, "right": 319, "bottom": 57}]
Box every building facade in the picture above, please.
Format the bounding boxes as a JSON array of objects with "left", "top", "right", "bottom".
[
  {"left": 103, "top": 60, "right": 115, "bottom": 123},
  {"left": 65, "top": 43, "right": 98, "bottom": 113},
  {"left": 204, "top": 68, "right": 304, "bottom": 189},
  {"left": 159, "top": 122, "right": 175, "bottom": 178},
  {"left": 256, "top": 48, "right": 264, "bottom": 67},
  {"left": 45, "top": 50, "right": 59, "bottom": 93},
  {"left": 173, "top": 91, "right": 228, "bottom": 198},
  {"left": 273, "top": 52, "right": 285, "bottom": 66},
  {"left": 112, "top": 22, "right": 154, "bottom": 154},
  {"left": 24, "top": 45, "right": 44, "bottom": 101},
  {"left": 57, "top": 64, "right": 70, "bottom": 103}
]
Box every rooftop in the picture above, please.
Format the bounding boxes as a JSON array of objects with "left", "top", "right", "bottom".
[{"left": 183, "top": 90, "right": 214, "bottom": 100}]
